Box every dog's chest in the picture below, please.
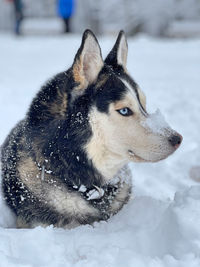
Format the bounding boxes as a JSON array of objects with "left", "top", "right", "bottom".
[{"left": 72, "top": 180, "right": 132, "bottom": 220}]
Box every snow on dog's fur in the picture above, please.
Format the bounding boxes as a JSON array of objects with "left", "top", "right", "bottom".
[{"left": 1, "top": 30, "right": 182, "bottom": 229}]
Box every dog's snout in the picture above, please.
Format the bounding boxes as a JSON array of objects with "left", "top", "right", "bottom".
[{"left": 168, "top": 134, "right": 182, "bottom": 148}]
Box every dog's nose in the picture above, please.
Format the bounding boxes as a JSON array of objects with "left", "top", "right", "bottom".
[{"left": 168, "top": 134, "right": 182, "bottom": 148}]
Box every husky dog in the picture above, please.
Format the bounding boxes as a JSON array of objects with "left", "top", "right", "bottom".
[{"left": 1, "top": 30, "right": 182, "bottom": 229}]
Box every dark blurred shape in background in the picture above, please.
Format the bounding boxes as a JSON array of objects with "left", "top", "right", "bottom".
[
  {"left": 6, "top": 0, "right": 23, "bottom": 35},
  {"left": 57, "top": 0, "right": 75, "bottom": 33},
  {"left": 0, "top": 0, "right": 200, "bottom": 37}
]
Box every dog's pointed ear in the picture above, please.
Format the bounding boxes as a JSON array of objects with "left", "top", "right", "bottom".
[
  {"left": 105, "top": 30, "right": 128, "bottom": 69},
  {"left": 72, "top": 30, "right": 103, "bottom": 92}
]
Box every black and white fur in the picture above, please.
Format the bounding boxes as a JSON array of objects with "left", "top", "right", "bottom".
[{"left": 1, "top": 30, "right": 182, "bottom": 228}]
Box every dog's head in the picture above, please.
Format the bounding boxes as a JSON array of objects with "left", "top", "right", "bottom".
[{"left": 70, "top": 30, "right": 182, "bottom": 178}]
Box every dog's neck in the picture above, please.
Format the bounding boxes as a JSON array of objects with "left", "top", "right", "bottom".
[
  {"left": 39, "top": 119, "right": 128, "bottom": 187},
  {"left": 85, "top": 136, "right": 128, "bottom": 182},
  {"left": 93, "top": 151, "right": 128, "bottom": 182},
  {"left": 42, "top": 142, "right": 126, "bottom": 189},
  {"left": 84, "top": 107, "right": 129, "bottom": 182}
]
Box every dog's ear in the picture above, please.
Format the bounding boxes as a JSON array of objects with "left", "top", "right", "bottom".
[
  {"left": 105, "top": 30, "right": 128, "bottom": 69},
  {"left": 72, "top": 29, "right": 103, "bottom": 93}
]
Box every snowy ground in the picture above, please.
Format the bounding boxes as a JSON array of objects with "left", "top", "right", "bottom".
[{"left": 0, "top": 33, "right": 200, "bottom": 267}]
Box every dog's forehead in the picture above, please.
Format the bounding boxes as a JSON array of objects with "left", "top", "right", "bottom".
[
  {"left": 94, "top": 68, "right": 147, "bottom": 115},
  {"left": 97, "top": 68, "right": 135, "bottom": 92},
  {"left": 116, "top": 75, "right": 147, "bottom": 116},
  {"left": 95, "top": 70, "right": 128, "bottom": 98},
  {"left": 120, "top": 78, "right": 138, "bottom": 99}
]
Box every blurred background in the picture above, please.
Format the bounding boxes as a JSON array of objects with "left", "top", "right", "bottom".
[{"left": 0, "top": 0, "right": 200, "bottom": 37}]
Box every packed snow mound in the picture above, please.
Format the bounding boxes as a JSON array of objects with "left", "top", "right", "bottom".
[
  {"left": 0, "top": 186, "right": 200, "bottom": 267},
  {"left": 0, "top": 191, "right": 16, "bottom": 228}
]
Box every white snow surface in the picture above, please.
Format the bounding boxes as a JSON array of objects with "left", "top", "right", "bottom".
[{"left": 0, "top": 34, "right": 200, "bottom": 267}]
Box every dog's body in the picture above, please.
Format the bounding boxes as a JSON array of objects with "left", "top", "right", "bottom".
[{"left": 1, "top": 30, "right": 182, "bottom": 229}]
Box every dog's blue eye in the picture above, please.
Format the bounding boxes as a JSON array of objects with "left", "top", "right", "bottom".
[{"left": 117, "top": 107, "right": 133, "bottom": 116}]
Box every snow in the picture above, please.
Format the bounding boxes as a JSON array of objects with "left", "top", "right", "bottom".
[
  {"left": 1, "top": 33, "right": 200, "bottom": 266},
  {"left": 78, "top": 185, "right": 87, "bottom": 193},
  {"left": 86, "top": 188, "right": 104, "bottom": 200},
  {"left": 141, "top": 109, "right": 170, "bottom": 134},
  {"left": 190, "top": 166, "right": 200, "bottom": 182}
]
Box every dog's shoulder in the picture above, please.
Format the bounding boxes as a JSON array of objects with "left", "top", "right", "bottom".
[{"left": 27, "top": 71, "right": 74, "bottom": 128}]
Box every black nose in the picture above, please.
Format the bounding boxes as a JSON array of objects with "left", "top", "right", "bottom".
[{"left": 168, "top": 134, "right": 182, "bottom": 148}]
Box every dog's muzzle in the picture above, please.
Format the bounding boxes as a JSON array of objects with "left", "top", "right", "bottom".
[{"left": 168, "top": 133, "right": 182, "bottom": 149}]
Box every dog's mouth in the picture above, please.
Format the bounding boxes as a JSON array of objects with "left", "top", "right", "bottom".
[
  {"left": 128, "top": 150, "right": 147, "bottom": 162},
  {"left": 128, "top": 148, "right": 176, "bottom": 163}
]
